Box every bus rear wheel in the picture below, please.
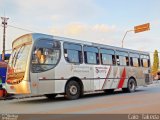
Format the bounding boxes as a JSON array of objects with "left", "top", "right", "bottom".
[
  {"left": 65, "top": 80, "right": 81, "bottom": 100},
  {"left": 45, "top": 94, "right": 57, "bottom": 99},
  {"left": 123, "top": 78, "right": 136, "bottom": 93}
]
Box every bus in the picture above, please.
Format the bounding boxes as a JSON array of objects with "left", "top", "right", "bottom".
[
  {"left": 0, "top": 54, "right": 10, "bottom": 97},
  {"left": 5, "top": 33, "right": 152, "bottom": 100},
  {"left": 0, "top": 54, "right": 10, "bottom": 62},
  {"left": 0, "top": 62, "right": 7, "bottom": 87},
  {"left": 0, "top": 54, "right": 10, "bottom": 88}
]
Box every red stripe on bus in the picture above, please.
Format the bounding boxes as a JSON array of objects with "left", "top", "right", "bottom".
[
  {"left": 117, "top": 68, "right": 126, "bottom": 89},
  {"left": 102, "top": 66, "right": 111, "bottom": 89}
]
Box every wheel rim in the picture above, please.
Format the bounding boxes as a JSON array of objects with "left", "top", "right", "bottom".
[
  {"left": 69, "top": 85, "right": 78, "bottom": 95},
  {"left": 129, "top": 81, "right": 135, "bottom": 91}
]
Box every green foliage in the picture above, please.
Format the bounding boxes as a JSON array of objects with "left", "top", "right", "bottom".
[{"left": 152, "top": 50, "right": 159, "bottom": 76}]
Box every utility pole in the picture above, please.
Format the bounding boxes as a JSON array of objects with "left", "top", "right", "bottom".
[
  {"left": 121, "top": 23, "right": 150, "bottom": 48},
  {"left": 1, "top": 17, "right": 9, "bottom": 61},
  {"left": 121, "top": 30, "right": 133, "bottom": 48}
]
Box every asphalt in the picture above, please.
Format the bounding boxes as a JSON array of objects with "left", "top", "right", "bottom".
[{"left": 0, "top": 80, "right": 160, "bottom": 114}]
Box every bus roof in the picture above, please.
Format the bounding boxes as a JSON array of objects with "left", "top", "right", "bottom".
[{"left": 14, "top": 33, "right": 149, "bottom": 55}]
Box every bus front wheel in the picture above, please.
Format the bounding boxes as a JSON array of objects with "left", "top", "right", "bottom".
[
  {"left": 65, "top": 80, "right": 81, "bottom": 100},
  {"left": 123, "top": 78, "right": 136, "bottom": 93}
]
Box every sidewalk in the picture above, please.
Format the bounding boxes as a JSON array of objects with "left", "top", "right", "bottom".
[{"left": 148, "top": 80, "right": 160, "bottom": 87}]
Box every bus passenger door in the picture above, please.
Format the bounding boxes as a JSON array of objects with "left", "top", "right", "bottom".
[
  {"left": 37, "top": 70, "right": 55, "bottom": 94},
  {"left": 30, "top": 70, "right": 55, "bottom": 95},
  {"left": 30, "top": 39, "right": 61, "bottom": 95},
  {"left": 30, "top": 72, "right": 38, "bottom": 94}
]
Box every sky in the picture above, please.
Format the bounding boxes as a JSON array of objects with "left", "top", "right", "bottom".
[{"left": 0, "top": 0, "right": 160, "bottom": 59}]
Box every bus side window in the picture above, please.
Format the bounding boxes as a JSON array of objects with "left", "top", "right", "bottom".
[
  {"left": 130, "top": 57, "right": 133, "bottom": 66},
  {"left": 32, "top": 39, "right": 61, "bottom": 73},
  {"left": 116, "top": 55, "right": 120, "bottom": 65},
  {"left": 142, "top": 59, "right": 149, "bottom": 68},
  {"left": 100, "top": 48, "right": 115, "bottom": 65},
  {"left": 130, "top": 53, "right": 141, "bottom": 67},
  {"left": 126, "top": 57, "right": 129, "bottom": 66},
  {"left": 84, "top": 51, "right": 87, "bottom": 63},
  {"left": 141, "top": 59, "right": 143, "bottom": 67},
  {"left": 148, "top": 59, "right": 150, "bottom": 67},
  {"left": 84, "top": 46, "right": 99, "bottom": 64},
  {"left": 138, "top": 58, "right": 141, "bottom": 67},
  {"left": 130, "top": 57, "right": 139, "bottom": 67},
  {"left": 64, "top": 49, "right": 69, "bottom": 61},
  {"left": 140, "top": 55, "right": 150, "bottom": 68},
  {"left": 86, "top": 52, "right": 97, "bottom": 64},
  {"left": 64, "top": 43, "right": 82, "bottom": 64},
  {"left": 112, "top": 55, "right": 116, "bottom": 65},
  {"left": 116, "top": 51, "right": 128, "bottom": 66}
]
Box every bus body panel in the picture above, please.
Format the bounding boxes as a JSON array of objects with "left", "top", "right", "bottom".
[
  {"left": 53, "top": 61, "right": 148, "bottom": 93},
  {"left": 6, "top": 80, "right": 30, "bottom": 94},
  {"left": 30, "top": 69, "right": 56, "bottom": 95}
]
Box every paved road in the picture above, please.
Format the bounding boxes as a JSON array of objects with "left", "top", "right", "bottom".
[{"left": 0, "top": 82, "right": 160, "bottom": 114}]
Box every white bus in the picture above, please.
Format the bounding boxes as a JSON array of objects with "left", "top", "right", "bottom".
[{"left": 5, "top": 33, "right": 152, "bottom": 100}]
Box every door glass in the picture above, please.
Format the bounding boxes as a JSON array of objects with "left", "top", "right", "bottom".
[{"left": 32, "top": 39, "right": 61, "bottom": 73}]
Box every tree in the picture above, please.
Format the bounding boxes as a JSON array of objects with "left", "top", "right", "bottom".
[{"left": 152, "top": 50, "right": 159, "bottom": 76}]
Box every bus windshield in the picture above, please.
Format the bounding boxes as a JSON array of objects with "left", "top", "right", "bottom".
[{"left": 7, "top": 44, "right": 31, "bottom": 84}]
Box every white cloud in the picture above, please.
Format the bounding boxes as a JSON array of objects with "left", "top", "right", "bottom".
[
  {"left": 65, "top": 23, "right": 87, "bottom": 35},
  {"left": 50, "top": 22, "right": 118, "bottom": 45},
  {"left": 93, "top": 24, "right": 116, "bottom": 33}
]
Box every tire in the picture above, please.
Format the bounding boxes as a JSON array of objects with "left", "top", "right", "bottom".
[
  {"left": 45, "top": 94, "right": 57, "bottom": 99},
  {"left": 104, "top": 89, "right": 114, "bottom": 94},
  {"left": 65, "top": 80, "right": 81, "bottom": 100},
  {"left": 123, "top": 78, "right": 136, "bottom": 93}
]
